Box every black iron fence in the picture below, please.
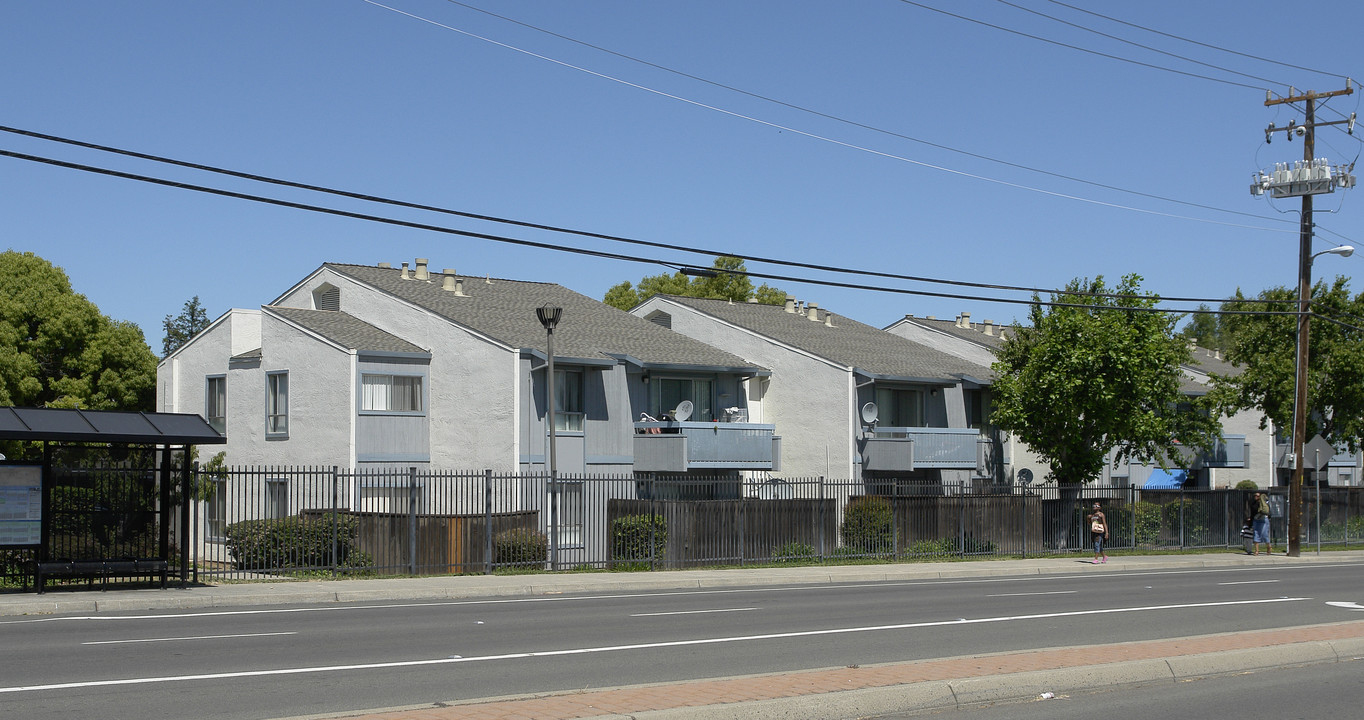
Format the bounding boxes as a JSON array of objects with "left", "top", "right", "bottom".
[{"left": 183, "top": 467, "right": 1364, "bottom": 580}]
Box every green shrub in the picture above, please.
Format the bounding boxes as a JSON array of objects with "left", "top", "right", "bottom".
[
  {"left": 611, "top": 514, "right": 667, "bottom": 570},
  {"left": 494, "top": 527, "right": 548, "bottom": 565},
  {"left": 224, "top": 512, "right": 366, "bottom": 571},
  {"left": 1133, "top": 501, "right": 1161, "bottom": 545},
  {"left": 908, "top": 535, "right": 997, "bottom": 556},
  {"left": 774, "top": 541, "right": 817, "bottom": 562},
  {"left": 1235, "top": 480, "right": 1260, "bottom": 491},
  {"left": 840, "top": 496, "right": 893, "bottom": 554}
]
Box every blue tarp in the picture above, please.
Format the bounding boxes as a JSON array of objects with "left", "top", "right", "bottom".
[{"left": 1144, "top": 468, "right": 1187, "bottom": 490}]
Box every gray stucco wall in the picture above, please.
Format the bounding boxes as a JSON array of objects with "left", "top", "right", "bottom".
[{"left": 275, "top": 268, "right": 519, "bottom": 471}]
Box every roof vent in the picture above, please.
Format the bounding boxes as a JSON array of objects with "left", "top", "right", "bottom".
[
  {"left": 959, "top": 311, "right": 971, "bottom": 328},
  {"left": 400, "top": 262, "right": 411, "bottom": 280},
  {"left": 807, "top": 302, "right": 820, "bottom": 321},
  {"left": 824, "top": 312, "right": 835, "bottom": 328},
  {"left": 785, "top": 296, "right": 796, "bottom": 313},
  {"left": 441, "top": 269, "right": 466, "bottom": 296},
  {"left": 377, "top": 262, "right": 391, "bottom": 269},
  {"left": 983, "top": 320, "right": 994, "bottom": 336},
  {"left": 415, "top": 258, "right": 430, "bottom": 281}
]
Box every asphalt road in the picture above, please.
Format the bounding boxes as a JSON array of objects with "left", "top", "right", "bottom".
[{"left": 2, "top": 560, "right": 1361, "bottom": 720}]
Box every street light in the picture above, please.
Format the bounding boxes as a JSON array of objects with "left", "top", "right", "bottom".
[
  {"left": 535, "top": 304, "right": 562, "bottom": 570},
  {"left": 1288, "top": 245, "right": 1353, "bottom": 556}
]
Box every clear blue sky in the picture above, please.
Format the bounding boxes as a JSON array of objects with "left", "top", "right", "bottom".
[{"left": 3, "top": 1, "right": 1361, "bottom": 347}]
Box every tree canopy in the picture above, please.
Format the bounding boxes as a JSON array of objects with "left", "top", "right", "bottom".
[
  {"left": 162, "top": 295, "right": 211, "bottom": 357},
  {"left": 990, "top": 274, "right": 1222, "bottom": 485},
  {"left": 0, "top": 250, "right": 157, "bottom": 412},
  {"left": 1211, "top": 276, "right": 1364, "bottom": 450},
  {"left": 603, "top": 256, "right": 787, "bottom": 311}
]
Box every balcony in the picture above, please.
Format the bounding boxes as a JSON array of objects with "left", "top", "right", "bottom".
[
  {"left": 633, "top": 421, "right": 780, "bottom": 472},
  {"left": 861, "top": 427, "right": 983, "bottom": 472}
]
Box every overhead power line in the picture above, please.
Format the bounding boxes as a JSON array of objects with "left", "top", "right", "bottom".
[
  {"left": 439, "top": 0, "right": 1293, "bottom": 227},
  {"left": 0, "top": 145, "right": 1303, "bottom": 318},
  {"left": 0, "top": 124, "right": 1301, "bottom": 307},
  {"left": 362, "top": 1, "right": 1296, "bottom": 235}
]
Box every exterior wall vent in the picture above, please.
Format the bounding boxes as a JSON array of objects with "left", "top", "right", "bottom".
[
  {"left": 647, "top": 311, "right": 672, "bottom": 329},
  {"left": 312, "top": 284, "right": 340, "bottom": 311}
]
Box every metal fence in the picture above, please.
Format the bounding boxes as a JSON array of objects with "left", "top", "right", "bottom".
[{"left": 184, "top": 467, "right": 1364, "bottom": 581}]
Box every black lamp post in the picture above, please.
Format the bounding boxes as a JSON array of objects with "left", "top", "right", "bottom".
[{"left": 536, "top": 304, "right": 562, "bottom": 569}]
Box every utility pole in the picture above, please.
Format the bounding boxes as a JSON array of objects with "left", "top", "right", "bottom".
[{"left": 1252, "top": 83, "right": 1356, "bottom": 557}]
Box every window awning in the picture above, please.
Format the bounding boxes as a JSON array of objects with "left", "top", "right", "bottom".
[{"left": 1144, "top": 468, "right": 1187, "bottom": 490}]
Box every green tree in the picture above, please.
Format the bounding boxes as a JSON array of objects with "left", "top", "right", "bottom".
[
  {"left": 0, "top": 251, "right": 157, "bottom": 411},
  {"left": 990, "top": 274, "right": 1223, "bottom": 485},
  {"left": 602, "top": 256, "right": 786, "bottom": 311},
  {"left": 1178, "top": 304, "right": 1224, "bottom": 352},
  {"left": 1211, "top": 277, "right": 1364, "bottom": 450},
  {"left": 162, "top": 295, "right": 210, "bottom": 357}
]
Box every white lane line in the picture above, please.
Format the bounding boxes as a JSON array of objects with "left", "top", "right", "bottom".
[
  {"left": 1218, "top": 580, "right": 1280, "bottom": 586},
  {"left": 83, "top": 632, "right": 297, "bottom": 646},
  {"left": 630, "top": 607, "right": 759, "bottom": 617},
  {"left": 1326, "top": 601, "right": 1364, "bottom": 611},
  {"left": 0, "top": 597, "right": 1307, "bottom": 694},
  {"left": 987, "top": 591, "right": 1077, "bottom": 597}
]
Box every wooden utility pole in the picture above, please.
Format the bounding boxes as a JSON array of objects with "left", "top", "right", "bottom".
[{"left": 1262, "top": 84, "right": 1355, "bottom": 557}]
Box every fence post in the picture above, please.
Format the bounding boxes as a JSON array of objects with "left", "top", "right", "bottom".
[
  {"left": 958, "top": 481, "right": 966, "bottom": 558},
  {"left": 405, "top": 467, "right": 417, "bottom": 575},
  {"left": 818, "top": 476, "right": 826, "bottom": 562},
  {"left": 332, "top": 467, "right": 340, "bottom": 578},
  {"left": 649, "top": 474, "right": 657, "bottom": 571},
  {"left": 1020, "top": 485, "right": 1027, "bottom": 559},
  {"left": 484, "top": 469, "right": 493, "bottom": 575}
]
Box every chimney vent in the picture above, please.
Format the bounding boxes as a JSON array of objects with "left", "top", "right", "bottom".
[
  {"left": 960, "top": 311, "right": 971, "bottom": 328},
  {"left": 807, "top": 302, "right": 820, "bottom": 321},
  {"left": 415, "top": 258, "right": 430, "bottom": 281},
  {"left": 983, "top": 320, "right": 994, "bottom": 336},
  {"left": 378, "top": 262, "right": 391, "bottom": 269},
  {"left": 441, "top": 269, "right": 462, "bottom": 293},
  {"left": 824, "top": 312, "right": 835, "bottom": 327},
  {"left": 784, "top": 296, "right": 796, "bottom": 313},
  {"left": 400, "top": 262, "right": 410, "bottom": 280}
]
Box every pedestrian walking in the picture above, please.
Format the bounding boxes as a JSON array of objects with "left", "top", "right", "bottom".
[
  {"left": 1240, "top": 518, "right": 1255, "bottom": 555},
  {"left": 1086, "top": 502, "right": 1108, "bottom": 564},
  {"left": 1250, "top": 491, "right": 1272, "bottom": 555}
]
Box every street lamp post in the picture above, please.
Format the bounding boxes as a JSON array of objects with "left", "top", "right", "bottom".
[
  {"left": 1289, "top": 245, "right": 1352, "bottom": 556},
  {"left": 536, "top": 304, "right": 563, "bottom": 570}
]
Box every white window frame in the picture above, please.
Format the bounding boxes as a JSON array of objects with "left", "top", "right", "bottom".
[
  {"left": 267, "top": 371, "right": 289, "bottom": 437},
  {"left": 205, "top": 375, "right": 226, "bottom": 434}
]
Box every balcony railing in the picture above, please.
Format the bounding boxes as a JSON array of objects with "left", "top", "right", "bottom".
[
  {"left": 861, "top": 427, "right": 983, "bottom": 472},
  {"left": 633, "top": 422, "right": 780, "bottom": 472}
]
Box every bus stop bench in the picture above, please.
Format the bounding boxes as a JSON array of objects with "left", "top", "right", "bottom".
[{"left": 36, "top": 558, "right": 168, "bottom": 593}]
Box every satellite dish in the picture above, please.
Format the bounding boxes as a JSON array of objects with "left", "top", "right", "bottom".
[
  {"left": 1018, "top": 468, "right": 1033, "bottom": 486},
  {"left": 860, "top": 402, "right": 879, "bottom": 426},
  {"left": 674, "top": 400, "right": 694, "bottom": 421}
]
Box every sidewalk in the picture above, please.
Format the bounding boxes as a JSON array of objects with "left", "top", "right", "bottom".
[{"left": 7, "top": 550, "right": 1364, "bottom": 720}]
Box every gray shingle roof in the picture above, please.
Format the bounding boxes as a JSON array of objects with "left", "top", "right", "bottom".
[
  {"left": 655, "top": 296, "right": 989, "bottom": 382},
  {"left": 322, "top": 264, "right": 764, "bottom": 371},
  {"left": 267, "top": 307, "right": 428, "bottom": 354},
  {"left": 898, "top": 316, "right": 1011, "bottom": 350}
]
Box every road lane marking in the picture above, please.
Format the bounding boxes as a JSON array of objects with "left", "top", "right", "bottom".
[
  {"left": 1219, "top": 580, "right": 1280, "bottom": 586},
  {"left": 987, "top": 591, "right": 1077, "bottom": 597},
  {"left": 82, "top": 632, "right": 297, "bottom": 646},
  {"left": 0, "top": 597, "right": 1308, "bottom": 694},
  {"left": 630, "top": 607, "right": 758, "bottom": 617},
  {"left": 1326, "top": 601, "right": 1364, "bottom": 611}
]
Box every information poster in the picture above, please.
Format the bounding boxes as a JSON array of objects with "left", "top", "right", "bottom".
[{"left": 0, "top": 465, "right": 42, "bottom": 547}]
